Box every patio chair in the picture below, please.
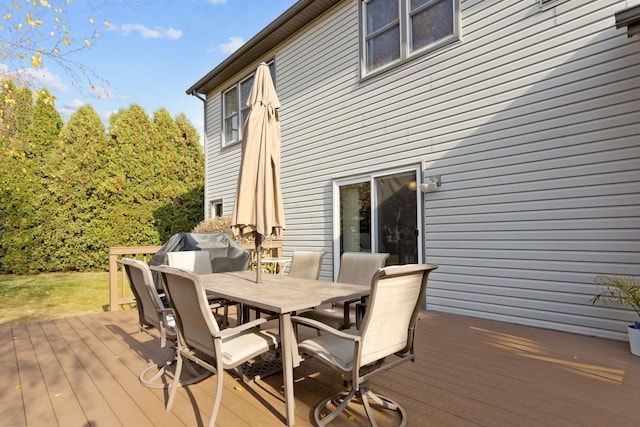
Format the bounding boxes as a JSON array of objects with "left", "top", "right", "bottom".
[
  {"left": 151, "top": 265, "right": 280, "bottom": 426},
  {"left": 118, "top": 258, "right": 209, "bottom": 388},
  {"left": 247, "top": 250, "right": 327, "bottom": 321},
  {"left": 293, "top": 263, "right": 438, "bottom": 426},
  {"left": 297, "top": 252, "right": 389, "bottom": 330},
  {"left": 287, "top": 250, "right": 327, "bottom": 279},
  {"left": 167, "top": 250, "right": 235, "bottom": 327}
]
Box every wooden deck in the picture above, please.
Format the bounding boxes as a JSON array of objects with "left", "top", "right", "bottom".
[{"left": 3, "top": 309, "right": 639, "bottom": 426}]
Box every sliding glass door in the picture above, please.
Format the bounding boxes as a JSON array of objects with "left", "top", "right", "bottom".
[{"left": 333, "top": 166, "right": 422, "bottom": 275}]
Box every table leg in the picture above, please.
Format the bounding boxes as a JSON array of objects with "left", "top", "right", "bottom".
[{"left": 281, "top": 312, "right": 295, "bottom": 426}]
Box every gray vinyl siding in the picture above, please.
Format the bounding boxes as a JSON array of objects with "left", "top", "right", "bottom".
[{"left": 202, "top": 0, "right": 640, "bottom": 340}]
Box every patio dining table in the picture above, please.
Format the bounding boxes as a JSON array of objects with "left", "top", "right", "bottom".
[{"left": 198, "top": 270, "right": 369, "bottom": 426}]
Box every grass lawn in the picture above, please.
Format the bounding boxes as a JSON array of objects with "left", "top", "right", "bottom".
[{"left": 0, "top": 272, "right": 121, "bottom": 326}]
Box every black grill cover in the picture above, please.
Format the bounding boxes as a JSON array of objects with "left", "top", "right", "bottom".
[{"left": 149, "top": 232, "right": 250, "bottom": 291}]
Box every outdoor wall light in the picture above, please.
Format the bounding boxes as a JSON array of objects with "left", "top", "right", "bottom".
[{"left": 420, "top": 175, "right": 441, "bottom": 193}]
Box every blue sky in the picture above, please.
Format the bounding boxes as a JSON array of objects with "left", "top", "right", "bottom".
[{"left": 35, "top": 0, "right": 298, "bottom": 142}]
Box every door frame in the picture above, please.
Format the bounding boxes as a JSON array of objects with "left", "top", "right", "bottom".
[{"left": 331, "top": 164, "right": 423, "bottom": 280}]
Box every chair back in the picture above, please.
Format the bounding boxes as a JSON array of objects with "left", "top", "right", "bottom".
[
  {"left": 154, "top": 266, "right": 220, "bottom": 356},
  {"left": 336, "top": 252, "right": 389, "bottom": 285},
  {"left": 118, "top": 258, "right": 165, "bottom": 330},
  {"left": 359, "top": 264, "right": 437, "bottom": 366},
  {"left": 167, "top": 250, "right": 213, "bottom": 274},
  {"left": 288, "top": 250, "right": 326, "bottom": 279}
]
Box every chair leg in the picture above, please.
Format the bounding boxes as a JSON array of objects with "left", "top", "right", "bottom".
[
  {"left": 139, "top": 349, "right": 210, "bottom": 389},
  {"left": 166, "top": 351, "right": 184, "bottom": 411},
  {"left": 313, "top": 385, "right": 408, "bottom": 426},
  {"left": 313, "top": 389, "right": 357, "bottom": 426},
  {"left": 139, "top": 360, "right": 172, "bottom": 389},
  {"left": 360, "top": 391, "right": 379, "bottom": 427},
  {"left": 207, "top": 360, "right": 225, "bottom": 427}
]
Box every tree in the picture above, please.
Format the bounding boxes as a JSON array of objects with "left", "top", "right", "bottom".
[
  {"left": 1, "top": 98, "right": 203, "bottom": 273},
  {"left": 1, "top": 0, "right": 109, "bottom": 90},
  {"left": 151, "top": 109, "right": 204, "bottom": 241},
  {"left": 108, "top": 105, "right": 204, "bottom": 244},
  {"left": 36, "top": 104, "right": 110, "bottom": 271},
  {"left": 0, "top": 79, "right": 62, "bottom": 273}
]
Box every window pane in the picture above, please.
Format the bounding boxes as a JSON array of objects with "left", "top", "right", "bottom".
[
  {"left": 225, "top": 115, "right": 238, "bottom": 141},
  {"left": 269, "top": 64, "right": 277, "bottom": 89},
  {"left": 224, "top": 87, "right": 238, "bottom": 115},
  {"left": 367, "top": 26, "right": 401, "bottom": 71},
  {"left": 375, "top": 171, "right": 417, "bottom": 265},
  {"left": 366, "top": 0, "right": 399, "bottom": 35},
  {"left": 223, "top": 87, "right": 239, "bottom": 142},
  {"left": 240, "top": 105, "right": 250, "bottom": 130},
  {"left": 410, "top": 0, "right": 430, "bottom": 9},
  {"left": 339, "top": 182, "right": 371, "bottom": 254},
  {"left": 240, "top": 77, "right": 253, "bottom": 107},
  {"left": 411, "top": 0, "right": 454, "bottom": 51}
]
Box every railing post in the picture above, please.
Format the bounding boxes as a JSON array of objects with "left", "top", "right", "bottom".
[
  {"left": 108, "top": 246, "right": 162, "bottom": 311},
  {"left": 109, "top": 249, "right": 118, "bottom": 312}
]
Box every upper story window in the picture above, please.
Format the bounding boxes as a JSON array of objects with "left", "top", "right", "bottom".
[
  {"left": 361, "top": 0, "right": 459, "bottom": 76},
  {"left": 222, "top": 62, "right": 276, "bottom": 146}
]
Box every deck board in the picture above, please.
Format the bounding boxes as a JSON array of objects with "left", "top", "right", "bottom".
[
  {"left": 25, "top": 321, "right": 88, "bottom": 426},
  {"left": 3, "top": 309, "right": 640, "bottom": 426},
  {"left": 0, "top": 325, "right": 24, "bottom": 426},
  {"left": 43, "top": 318, "right": 123, "bottom": 426},
  {"left": 82, "top": 312, "right": 199, "bottom": 427}
]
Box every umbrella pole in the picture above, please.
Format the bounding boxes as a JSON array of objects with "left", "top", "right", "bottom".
[{"left": 255, "top": 233, "right": 263, "bottom": 283}]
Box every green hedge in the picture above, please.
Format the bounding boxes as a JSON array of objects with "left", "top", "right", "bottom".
[{"left": 0, "top": 81, "right": 203, "bottom": 273}]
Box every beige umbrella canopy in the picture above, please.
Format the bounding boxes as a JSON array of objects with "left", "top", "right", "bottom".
[{"left": 231, "top": 63, "right": 285, "bottom": 283}]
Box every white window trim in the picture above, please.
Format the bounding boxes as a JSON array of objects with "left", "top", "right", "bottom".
[
  {"left": 209, "top": 199, "right": 223, "bottom": 218},
  {"left": 221, "top": 60, "right": 276, "bottom": 147},
  {"left": 359, "top": 0, "right": 461, "bottom": 79},
  {"left": 222, "top": 75, "right": 252, "bottom": 147},
  {"left": 331, "top": 164, "right": 423, "bottom": 280}
]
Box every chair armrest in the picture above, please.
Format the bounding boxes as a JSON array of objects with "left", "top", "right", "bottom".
[
  {"left": 157, "top": 307, "right": 172, "bottom": 317},
  {"left": 342, "top": 297, "right": 365, "bottom": 329},
  {"left": 218, "top": 316, "right": 275, "bottom": 337},
  {"left": 292, "top": 316, "right": 361, "bottom": 342},
  {"left": 355, "top": 302, "right": 367, "bottom": 329}
]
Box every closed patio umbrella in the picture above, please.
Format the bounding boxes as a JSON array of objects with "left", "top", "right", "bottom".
[{"left": 231, "top": 63, "right": 285, "bottom": 283}]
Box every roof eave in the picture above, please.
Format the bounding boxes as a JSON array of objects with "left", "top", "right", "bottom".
[
  {"left": 615, "top": 4, "right": 640, "bottom": 38},
  {"left": 186, "top": 0, "right": 343, "bottom": 96}
]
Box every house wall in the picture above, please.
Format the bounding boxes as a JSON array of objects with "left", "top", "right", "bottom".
[{"left": 203, "top": 0, "right": 640, "bottom": 340}]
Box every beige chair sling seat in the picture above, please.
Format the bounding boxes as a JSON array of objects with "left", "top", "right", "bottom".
[
  {"left": 287, "top": 250, "right": 327, "bottom": 279},
  {"left": 151, "top": 265, "right": 280, "bottom": 427},
  {"left": 293, "top": 263, "right": 438, "bottom": 426},
  {"left": 166, "top": 250, "right": 236, "bottom": 327},
  {"left": 297, "top": 252, "right": 388, "bottom": 330}
]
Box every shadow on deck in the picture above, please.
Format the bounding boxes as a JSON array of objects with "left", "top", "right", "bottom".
[{"left": 2, "top": 309, "right": 639, "bottom": 426}]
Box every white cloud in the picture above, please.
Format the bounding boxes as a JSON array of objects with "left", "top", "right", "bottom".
[
  {"left": 64, "top": 99, "right": 85, "bottom": 109},
  {"left": 113, "top": 23, "right": 183, "bottom": 40},
  {"left": 58, "top": 102, "right": 117, "bottom": 123},
  {"left": 219, "top": 36, "right": 244, "bottom": 54},
  {"left": 97, "top": 109, "right": 118, "bottom": 122},
  {"left": 0, "top": 65, "right": 69, "bottom": 92},
  {"left": 57, "top": 99, "right": 84, "bottom": 121},
  {"left": 208, "top": 0, "right": 227, "bottom": 4}
]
